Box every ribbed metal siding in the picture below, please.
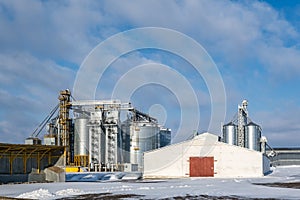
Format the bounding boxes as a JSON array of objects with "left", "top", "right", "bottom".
[
  {"left": 74, "top": 118, "right": 89, "bottom": 155},
  {"left": 130, "top": 122, "right": 160, "bottom": 170},
  {"left": 223, "top": 123, "right": 237, "bottom": 145},
  {"left": 245, "top": 122, "right": 261, "bottom": 151}
]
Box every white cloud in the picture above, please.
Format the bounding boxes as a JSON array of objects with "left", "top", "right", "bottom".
[
  {"left": 0, "top": 52, "right": 75, "bottom": 142},
  {"left": 258, "top": 45, "right": 300, "bottom": 78},
  {"left": 0, "top": 52, "right": 75, "bottom": 94},
  {"left": 0, "top": 0, "right": 103, "bottom": 63},
  {"left": 256, "top": 106, "right": 300, "bottom": 147},
  {"left": 101, "top": 0, "right": 300, "bottom": 78},
  {"left": 0, "top": 0, "right": 299, "bottom": 146}
]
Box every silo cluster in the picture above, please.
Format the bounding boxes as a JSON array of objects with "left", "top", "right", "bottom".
[
  {"left": 68, "top": 103, "right": 170, "bottom": 172},
  {"left": 223, "top": 121, "right": 262, "bottom": 151},
  {"left": 222, "top": 100, "right": 263, "bottom": 152},
  {"left": 35, "top": 90, "right": 171, "bottom": 171}
]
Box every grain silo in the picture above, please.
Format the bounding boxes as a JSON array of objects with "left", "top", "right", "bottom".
[
  {"left": 245, "top": 122, "right": 262, "bottom": 151},
  {"left": 222, "top": 100, "right": 265, "bottom": 152},
  {"left": 222, "top": 122, "right": 238, "bottom": 145}
]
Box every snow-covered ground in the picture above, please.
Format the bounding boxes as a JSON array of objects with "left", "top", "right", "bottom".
[{"left": 0, "top": 166, "right": 300, "bottom": 199}]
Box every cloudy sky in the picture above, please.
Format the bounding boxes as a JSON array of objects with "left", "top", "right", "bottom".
[{"left": 0, "top": 0, "right": 299, "bottom": 147}]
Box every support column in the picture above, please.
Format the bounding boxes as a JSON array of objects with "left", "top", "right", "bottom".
[{"left": 58, "top": 89, "right": 71, "bottom": 165}]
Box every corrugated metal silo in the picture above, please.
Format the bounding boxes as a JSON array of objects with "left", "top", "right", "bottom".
[
  {"left": 245, "top": 122, "right": 261, "bottom": 151},
  {"left": 130, "top": 121, "right": 160, "bottom": 171},
  {"left": 222, "top": 122, "right": 238, "bottom": 145},
  {"left": 74, "top": 118, "right": 89, "bottom": 166}
]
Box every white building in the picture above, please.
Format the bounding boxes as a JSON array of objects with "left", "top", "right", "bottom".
[{"left": 144, "top": 133, "right": 270, "bottom": 178}]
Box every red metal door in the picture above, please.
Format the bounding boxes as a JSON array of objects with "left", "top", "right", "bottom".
[{"left": 189, "top": 157, "right": 214, "bottom": 177}]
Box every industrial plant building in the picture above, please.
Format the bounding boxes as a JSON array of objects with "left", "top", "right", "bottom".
[
  {"left": 26, "top": 90, "right": 171, "bottom": 172},
  {"left": 0, "top": 143, "right": 65, "bottom": 183},
  {"left": 144, "top": 133, "right": 270, "bottom": 178},
  {"left": 143, "top": 100, "right": 271, "bottom": 178},
  {"left": 266, "top": 148, "right": 300, "bottom": 166},
  {"left": 3, "top": 90, "right": 299, "bottom": 183}
]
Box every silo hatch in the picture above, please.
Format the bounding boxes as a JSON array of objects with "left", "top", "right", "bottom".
[{"left": 189, "top": 157, "right": 214, "bottom": 177}]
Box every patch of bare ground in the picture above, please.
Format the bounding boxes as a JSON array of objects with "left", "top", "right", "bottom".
[
  {"left": 161, "top": 195, "right": 279, "bottom": 200},
  {"left": 56, "top": 193, "right": 281, "bottom": 200},
  {"left": 56, "top": 193, "right": 145, "bottom": 200},
  {"left": 253, "top": 182, "right": 300, "bottom": 189},
  {"left": 0, "top": 197, "right": 32, "bottom": 200}
]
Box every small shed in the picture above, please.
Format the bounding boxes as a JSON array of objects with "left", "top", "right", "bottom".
[{"left": 143, "top": 133, "right": 270, "bottom": 178}]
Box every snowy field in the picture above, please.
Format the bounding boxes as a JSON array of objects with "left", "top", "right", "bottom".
[{"left": 0, "top": 166, "right": 300, "bottom": 199}]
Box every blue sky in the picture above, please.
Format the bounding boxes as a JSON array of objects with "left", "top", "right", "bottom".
[{"left": 0, "top": 0, "right": 299, "bottom": 147}]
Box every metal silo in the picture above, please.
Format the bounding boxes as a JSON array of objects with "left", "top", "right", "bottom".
[
  {"left": 159, "top": 128, "right": 171, "bottom": 147},
  {"left": 130, "top": 121, "right": 160, "bottom": 171},
  {"left": 245, "top": 122, "right": 261, "bottom": 151},
  {"left": 222, "top": 122, "right": 238, "bottom": 145},
  {"left": 74, "top": 118, "right": 89, "bottom": 166}
]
